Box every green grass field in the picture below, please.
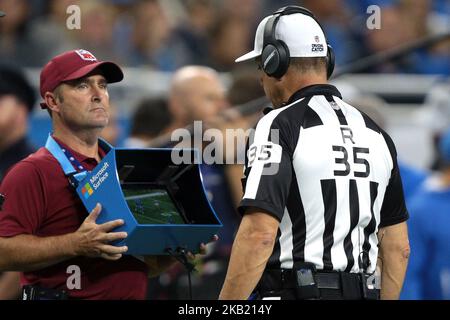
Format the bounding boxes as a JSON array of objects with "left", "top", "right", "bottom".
[{"left": 123, "top": 189, "right": 185, "bottom": 224}]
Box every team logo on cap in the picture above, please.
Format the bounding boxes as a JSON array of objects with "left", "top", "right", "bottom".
[
  {"left": 312, "top": 43, "right": 324, "bottom": 52},
  {"left": 312, "top": 35, "right": 324, "bottom": 52},
  {"left": 75, "top": 49, "right": 97, "bottom": 61}
]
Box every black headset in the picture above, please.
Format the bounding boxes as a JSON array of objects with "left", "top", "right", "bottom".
[{"left": 261, "top": 5, "right": 335, "bottom": 79}]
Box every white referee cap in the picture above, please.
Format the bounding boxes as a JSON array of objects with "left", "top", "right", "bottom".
[{"left": 235, "top": 13, "right": 328, "bottom": 62}]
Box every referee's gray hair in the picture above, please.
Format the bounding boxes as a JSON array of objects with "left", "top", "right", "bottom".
[{"left": 290, "top": 57, "right": 327, "bottom": 75}]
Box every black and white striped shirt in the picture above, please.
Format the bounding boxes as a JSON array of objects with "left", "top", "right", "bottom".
[{"left": 239, "top": 84, "right": 408, "bottom": 274}]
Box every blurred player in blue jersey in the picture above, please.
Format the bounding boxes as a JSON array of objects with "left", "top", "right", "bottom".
[{"left": 401, "top": 128, "right": 450, "bottom": 299}]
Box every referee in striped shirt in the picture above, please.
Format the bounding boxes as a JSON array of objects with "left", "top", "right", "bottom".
[{"left": 219, "top": 6, "right": 410, "bottom": 300}]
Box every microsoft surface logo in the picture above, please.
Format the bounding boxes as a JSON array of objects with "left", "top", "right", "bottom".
[{"left": 81, "top": 183, "right": 94, "bottom": 199}]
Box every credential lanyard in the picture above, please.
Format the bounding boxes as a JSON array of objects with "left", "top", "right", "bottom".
[{"left": 45, "top": 134, "right": 112, "bottom": 188}]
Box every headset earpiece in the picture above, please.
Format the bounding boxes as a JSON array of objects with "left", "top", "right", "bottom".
[
  {"left": 326, "top": 44, "right": 335, "bottom": 79},
  {"left": 275, "top": 40, "right": 290, "bottom": 78},
  {"left": 261, "top": 40, "right": 290, "bottom": 78},
  {"left": 261, "top": 14, "right": 290, "bottom": 78}
]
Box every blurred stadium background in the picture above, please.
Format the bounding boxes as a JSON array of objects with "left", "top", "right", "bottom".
[
  {"left": 1, "top": 0, "right": 450, "bottom": 299},
  {"left": 0, "top": 0, "right": 447, "bottom": 167}
]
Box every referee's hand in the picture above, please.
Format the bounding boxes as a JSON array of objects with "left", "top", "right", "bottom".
[
  {"left": 72, "top": 203, "right": 128, "bottom": 260},
  {"left": 186, "top": 234, "right": 219, "bottom": 260}
]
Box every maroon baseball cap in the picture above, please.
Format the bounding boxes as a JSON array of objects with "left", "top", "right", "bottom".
[{"left": 39, "top": 49, "right": 124, "bottom": 109}]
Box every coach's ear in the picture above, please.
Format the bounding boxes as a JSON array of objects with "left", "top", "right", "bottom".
[{"left": 44, "top": 91, "right": 60, "bottom": 113}]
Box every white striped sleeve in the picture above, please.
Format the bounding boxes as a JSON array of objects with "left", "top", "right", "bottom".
[{"left": 239, "top": 106, "right": 293, "bottom": 220}]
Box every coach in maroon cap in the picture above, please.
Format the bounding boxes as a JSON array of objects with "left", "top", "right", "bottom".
[{"left": 0, "top": 49, "right": 209, "bottom": 300}]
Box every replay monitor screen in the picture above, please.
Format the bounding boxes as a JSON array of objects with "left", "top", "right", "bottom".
[{"left": 122, "top": 187, "right": 186, "bottom": 224}]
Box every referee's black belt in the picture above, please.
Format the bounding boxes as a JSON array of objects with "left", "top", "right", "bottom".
[
  {"left": 258, "top": 268, "right": 379, "bottom": 300},
  {"left": 259, "top": 269, "right": 348, "bottom": 290}
]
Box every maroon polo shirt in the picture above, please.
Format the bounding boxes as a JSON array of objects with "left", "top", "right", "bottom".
[{"left": 0, "top": 137, "right": 148, "bottom": 299}]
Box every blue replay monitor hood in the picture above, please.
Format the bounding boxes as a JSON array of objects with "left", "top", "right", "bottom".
[{"left": 46, "top": 135, "right": 222, "bottom": 255}]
